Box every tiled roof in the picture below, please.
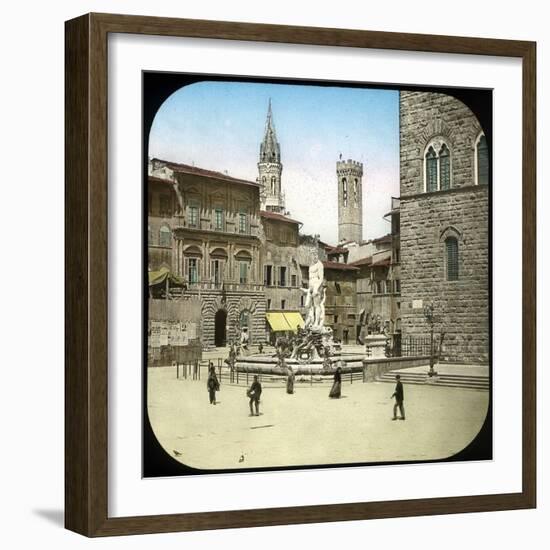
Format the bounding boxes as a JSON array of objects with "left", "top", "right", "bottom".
[
  {"left": 371, "top": 258, "right": 391, "bottom": 267},
  {"left": 259, "top": 210, "right": 301, "bottom": 225},
  {"left": 151, "top": 158, "right": 259, "bottom": 187},
  {"left": 372, "top": 233, "right": 392, "bottom": 244},
  {"left": 348, "top": 256, "right": 373, "bottom": 267},
  {"left": 148, "top": 175, "right": 174, "bottom": 186},
  {"left": 322, "top": 261, "right": 359, "bottom": 271},
  {"left": 325, "top": 245, "right": 349, "bottom": 254}
]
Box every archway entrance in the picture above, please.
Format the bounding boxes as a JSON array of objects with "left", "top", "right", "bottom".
[{"left": 214, "top": 309, "right": 227, "bottom": 347}]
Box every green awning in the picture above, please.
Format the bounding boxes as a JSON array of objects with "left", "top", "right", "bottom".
[{"left": 148, "top": 267, "right": 185, "bottom": 287}]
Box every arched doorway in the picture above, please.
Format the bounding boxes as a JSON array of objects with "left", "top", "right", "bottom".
[{"left": 214, "top": 309, "right": 227, "bottom": 347}]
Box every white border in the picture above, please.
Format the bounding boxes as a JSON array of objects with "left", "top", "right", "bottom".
[{"left": 108, "top": 33, "right": 523, "bottom": 518}]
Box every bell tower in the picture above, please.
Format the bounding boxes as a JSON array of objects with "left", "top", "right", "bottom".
[
  {"left": 337, "top": 158, "right": 364, "bottom": 243},
  {"left": 258, "top": 100, "right": 285, "bottom": 213}
]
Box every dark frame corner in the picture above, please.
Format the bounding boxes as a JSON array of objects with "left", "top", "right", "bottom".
[{"left": 65, "top": 12, "right": 536, "bottom": 537}]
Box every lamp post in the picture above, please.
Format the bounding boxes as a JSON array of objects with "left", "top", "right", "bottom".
[{"left": 423, "top": 301, "right": 438, "bottom": 377}]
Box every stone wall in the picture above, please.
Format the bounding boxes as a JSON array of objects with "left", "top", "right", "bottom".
[
  {"left": 362, "top": 356, "right": 432, "bottom": 381},
  {"left": 399, "top": 91, "right": 489, "bottom": 363}
]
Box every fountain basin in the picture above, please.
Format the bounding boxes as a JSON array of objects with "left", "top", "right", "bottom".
[{"left": 234, "top": 353, "right": 366, "bottom": 375}]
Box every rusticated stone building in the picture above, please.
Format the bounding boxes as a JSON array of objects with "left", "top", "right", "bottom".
[
  {"left": 148, "top": 158, "right": 266, "bottom": 348},
  {"left": 398, "top": 91, "right": 489, "bottom": 362}
]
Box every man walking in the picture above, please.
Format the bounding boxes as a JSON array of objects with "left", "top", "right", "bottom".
[
  {"left": 206, "top": 363, "right": 219, "bottom": 405},
  {"left": 391, "top": 374, "right": 405, "bottom": 420},
  {"left": 247, "top": 375, "right": 262, "bottom": 416}
]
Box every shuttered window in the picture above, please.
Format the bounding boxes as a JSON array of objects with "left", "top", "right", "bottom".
[
  {"left": 186, "top": 258, "right": 200, "bottom": 284},
  {"left": 159, "top": 226, "right": 171, "bottom": 247},
  {"left": 264, "top": 265, "right": 273, "bottom": 286},
  {"left": 477, "top": 135, "right": 489, "bottom": 185},
  {"left": 279, "top": 266, "right": 287, "bottom": 287},
  {"left": 239, "top": 261, "right": 249, "bottom": 284},
  {"left": 214, "top": 208, "right": 224, "bottom": 230},
  {"left": 189, "top": 205, "right": 199, "bottom": 227},
  {"left": 446, "top": 237, "right": 459, "bottom": 281},
  {"left": 426, "top": 147, "right": 438, "bottom": 192},
  {"left": 159, "top": 195, "right": 171, "bottom": 216},
  {"left": 239, "top": 212, "right": 248, "bottom": 234},
  {"left": 211, "top": 259, "right": 223, "bottom": 286}
]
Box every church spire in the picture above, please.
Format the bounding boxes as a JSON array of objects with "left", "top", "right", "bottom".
[
  {"left": 260, "top": 98, "right": 281, "bottom": 163},
  {"left": 258, "top": 99, "right": 285, "bottom": 213}
]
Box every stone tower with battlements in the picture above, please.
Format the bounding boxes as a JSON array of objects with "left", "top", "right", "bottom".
[
  {"left": 258, "top": 100, "right": 285, "bottom": 213},
  {"left": 337, "top": 158, "right": 364, "bottom": 243}
]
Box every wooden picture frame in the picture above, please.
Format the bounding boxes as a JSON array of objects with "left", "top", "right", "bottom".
[{"left": 65, "top": 12, "right": 536, "bottom": 537}]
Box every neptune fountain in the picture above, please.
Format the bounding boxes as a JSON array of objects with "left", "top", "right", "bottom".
[{"left": 233, "top": 255, "right": 365, "bottom": 376}]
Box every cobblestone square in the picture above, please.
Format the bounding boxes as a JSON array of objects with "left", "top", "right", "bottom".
[{"left": 148, "top": 366, "right": 489, "bottom": 470}]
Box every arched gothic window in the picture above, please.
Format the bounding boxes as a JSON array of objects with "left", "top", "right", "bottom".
[
  {"left": 439, "top": 144, "right": 451, "bottom": 190},
  {"left": 426, "top": 147, "right": 438, "bottom": 192},
  {"left": 476, "top": 133, "right": 489, "bottom": 185},
  {"left": 424, "top": 140, "right": 452, "bottom": 192}
]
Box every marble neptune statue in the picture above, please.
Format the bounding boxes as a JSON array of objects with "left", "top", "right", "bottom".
[{"left": 301, "top": 252, "right": 325, "bottom": 331}]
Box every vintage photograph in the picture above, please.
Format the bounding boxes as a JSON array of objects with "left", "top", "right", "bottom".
[{"left": 144, "top": 75, "right": 491, "bottom": 476}]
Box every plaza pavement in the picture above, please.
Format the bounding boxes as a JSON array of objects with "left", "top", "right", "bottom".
[{"left": 147, "top": 365, "right": 489, "bottom": 471}]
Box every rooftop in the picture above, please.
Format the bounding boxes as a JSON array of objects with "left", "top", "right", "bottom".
[
  {"left": 325, "top": 245, "right": 349, "bottom": 254},
  {"left": 322, "top": 261, "right": 359, "bottom": 271},
  {"left": 348, "top": 256, "right": 373, "bottom": 267},
  {"left": 259, "top": 210, "right": 302, "bottom": 225},
  {"left": 150, "top": 158, "right": 260, "bottom": 188},
  {"left": 372, "top": 233, "right": 392, "bottom": 244}
]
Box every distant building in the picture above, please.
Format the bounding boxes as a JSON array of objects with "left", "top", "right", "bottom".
[
  {"left": 260, "top": 210, "right": 305, "bottom": 342},
  {"left": 398, "top": 91, "right": 489, "bottom": 362},
  {"left": 349, "top": 226, "right": 401, "bottom": 346},
  {"left": 322, "top": 261, "right": 359, "bottom": 344},
  {"left": 148, "top": 163, "right": 178, "bottom": 272},
  {"left": 337, "top": 158, "right": 364, "bottom": 244}
]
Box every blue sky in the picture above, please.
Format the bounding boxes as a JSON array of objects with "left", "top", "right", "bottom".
[{"left": 149, "top": 81, "right": 399, "bottom": 244}]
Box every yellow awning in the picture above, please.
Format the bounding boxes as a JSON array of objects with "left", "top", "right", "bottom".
[
  {"left": 266, "top": 312, "right": 292, "bottom": 331},
  {"left": 266, "top": 312, "right": 304, "bottom": 332},
  {"left": 283, "top": 312, "right": 305, "bottom": 331}
]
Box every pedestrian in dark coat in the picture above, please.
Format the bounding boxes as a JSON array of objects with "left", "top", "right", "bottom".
[
  {"left": 247, "top": 375, "right": 262, "bottom": 416},
  {"left": 286, "top": 366, "right": 295, "bottom": 394},
  {"left": 329, "top": 366, "right": 342, "bottom": 398},
  {"left": 391, "top": 374, "right": 405, "bottom": 420},
  {"left": 207, "top": 364, "right": 219, "bottom": 405}
]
